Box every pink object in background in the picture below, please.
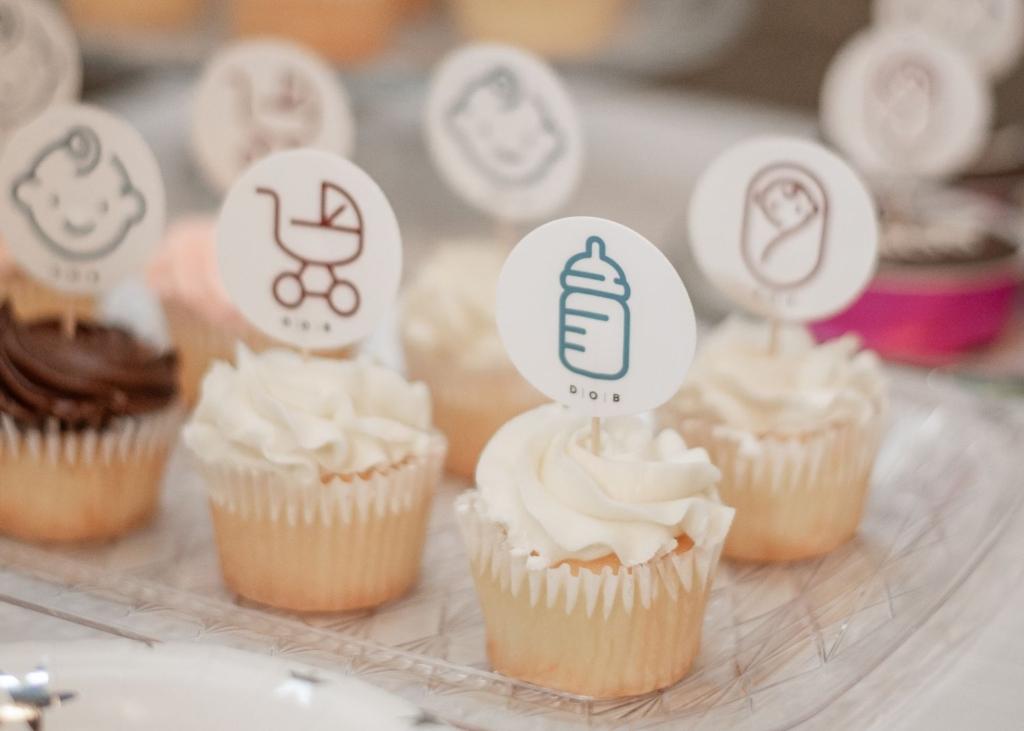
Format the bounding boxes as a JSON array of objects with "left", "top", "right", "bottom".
[{"left": 812, "top": 264, "right": 1020, "bottom": 366}]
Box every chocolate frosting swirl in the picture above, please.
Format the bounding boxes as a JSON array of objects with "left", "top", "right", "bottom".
[{"left": 0, "top": 302, "right": 178, "bottom": 430}]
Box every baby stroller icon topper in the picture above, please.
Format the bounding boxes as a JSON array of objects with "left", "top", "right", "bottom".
[{"left": 216, "top": 149, "right": 402, "bottom": 352}]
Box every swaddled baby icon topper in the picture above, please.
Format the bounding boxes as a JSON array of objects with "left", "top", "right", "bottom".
[
  {"left": 0, "top": 0, "right": 81, "bottom": 146},
  {"left": 216, "top": 148, "right": 401, "bottom": 351},
  {"left": 497, "top": 216, "right": 696, "bottom": 420},
  {"left": 688, "top": 136, "right": 878, "bottom": 329},
  {"left": 426, "top": 43, "right": 583, "bottom": 222},
  {"left": 0, "top": 103, "right": 165, "bottom": 294}
]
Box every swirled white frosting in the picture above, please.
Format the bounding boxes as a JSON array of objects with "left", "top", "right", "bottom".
[
  {"left": 184, "top": 346, "right": 434, "bottom": 481},
  {"left": 401, "top": 240, "right": 509, "bottom": 370},
  {"left": 474, "top": 403, "right": 734, "bottom": 568},
  {"left": 668, "top": 317, "right": 886, "bottom": 435}
]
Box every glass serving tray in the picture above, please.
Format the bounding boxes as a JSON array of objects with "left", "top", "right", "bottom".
[{"left": 0, "top": 371, "right": 1021, "bottom": 730}]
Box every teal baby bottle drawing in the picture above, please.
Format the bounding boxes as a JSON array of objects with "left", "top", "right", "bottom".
[{"left": 559, "top": 235, "right": 631, "bottom": 380}]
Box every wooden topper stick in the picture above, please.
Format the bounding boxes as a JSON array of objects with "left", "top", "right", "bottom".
[
  {"left": 767, "top": 318, "right": 781, "bottom": 356},
  {"left": 61, "top": 306, "right": 76, "bottom": 338},
  {"left": 591, "top": 416, "right": 601, "bottom": 454}
]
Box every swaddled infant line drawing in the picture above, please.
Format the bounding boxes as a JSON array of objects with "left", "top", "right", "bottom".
[
  {"left": 0, "top": 0, "right": 67, "bottom": 138},
  {"left": 741, "top": 162, "right": 828, "bottom": 290},
  {"left": 867, "top": 56, "right": 937, "bottom": 163},
  {"left": 446, "top": 66, "right": 565, "bottom": 187},
  {"left": 12, "top": 126, "right": 145, "bottom": 261}
]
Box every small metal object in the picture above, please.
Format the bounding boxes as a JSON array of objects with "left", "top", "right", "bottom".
[{"left": 0, "top": 667, "right": 75, "bottom": 730}]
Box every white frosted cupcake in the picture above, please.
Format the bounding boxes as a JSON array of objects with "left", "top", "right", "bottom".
[
  {"left": 184, "top": 346, "right": 446, "bottom": 612},
  {"left": 401, "top": 241, "right": 545, "bottom": 478},
  {"left": 455, "top": 403, "right": 734, "bottom": 698},
  {"left": 658, "top": 317, "right": 887, "bottom": 563}
]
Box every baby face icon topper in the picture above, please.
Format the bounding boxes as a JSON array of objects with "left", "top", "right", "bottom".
[
  {"left": 191, "top": 39, "right": 355, "bottom": 194},
  {"left": 689, "top": 136, "right": 878, "bottom": 323},
  {"left": 0, "top": 0, "right": 81, "bottom": 145},
  {"left": 821, "top": 28, "right": 992, "bottom": 180},
  {"left": 0, "top": 104, "right": 165, "bottom": 294},
  {"left": 216, "top": 149, "right": 401, "bottom": 352},
  {"left": 426, "top": 43, "right": 583, "bottom": 222},
  {"left": 497, "top": 216, "right": 695, "bottom": 418}
]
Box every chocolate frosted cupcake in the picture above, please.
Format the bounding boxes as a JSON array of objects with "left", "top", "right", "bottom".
[{"left": 0, "top": 302, "right": 182, "bottom": 542}]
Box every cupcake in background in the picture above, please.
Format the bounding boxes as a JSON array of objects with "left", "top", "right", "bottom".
[
  {"left": 400, "top": 240, "right": 545, "bottom": 478},
  {"left": 184, "top": 347, "right": 446, "bottom": 612},
  {"left": 0, "top": 299, "right": 182, "bottom": 543},
  {"left": 455, "top": 403, "right": 733, "bottom": 698},
  {"left": 659, "top": 317, "right": 886, "bottom": 563},
  {"left": 63, "top": 0, "right": 204, "bottom": 32},
  {"left": 228, "top": 0, "right": 404, "bottom": 64},
  {"left": 448, "top": 0, "right": 626, "bottom": 59}
]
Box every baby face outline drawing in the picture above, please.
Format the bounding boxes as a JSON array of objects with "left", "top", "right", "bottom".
[
  {"left": 740, "top": 162, "right": 829, "bottom": 291},
  {"left": 867, "top": 55, "right": 938, "bottom": 159},
  {"left": 445, "top": 66, "right": 566, "bottom": 187},
  {"left": 257, "top": 180, "right": 364, "bottom": 317},
  {"left": 0, "top": 0, "right": 66, "bottom": 134},
  {"left": 12, "top": 126, "right": 146, "bottom": 261},
  {"left": 226, "top": 63, "right": 323, "bottom": 169}
]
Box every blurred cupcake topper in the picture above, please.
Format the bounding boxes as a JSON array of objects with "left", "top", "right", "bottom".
[
  {"left": 873, "top": 0, "right": 1024, "bottom": 80},
  {"left": 425, "top": 43, "right": 583, "bottom": 227},
  {"left": 0, "top": 0, "right": 80, "bottom": 148},
  {"left": 496, "top": 216, "right": 696, "bottom": 436},
  {"left": 688, "top": 136, "right": 879, "bottom": 346},
  {"left": 821, "top": 27, "right": 993, "bottom": 181},
  {"left": 216, "top": 149, "right": 401, "bottom": 352},
  {"left": 0, "top": 103, "right": 165, "bottom": 333},
  {"left": 191, "top": 39, "right": 355, "bottom": 194},
  {"left": 0, "top": 666, "right": 75, "bottom": 730}
]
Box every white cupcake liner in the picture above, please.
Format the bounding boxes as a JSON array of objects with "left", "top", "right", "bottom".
[
  {"left": 197, "top": 436, "right": 448, "bottom": 528},
  {"left": 0, "top": 407, "right": 185, "bottom": 467},
  {"left": 454, "top": 492, "right": 725, "bottom": 620}
]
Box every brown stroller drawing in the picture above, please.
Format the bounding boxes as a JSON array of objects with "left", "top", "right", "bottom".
[{"left": 256, "top": 180, "right": 363, "bottom": 317}]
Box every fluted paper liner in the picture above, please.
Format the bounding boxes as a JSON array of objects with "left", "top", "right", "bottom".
[
  {"left": 454, "top": 493, "right": 726, "bottom": 698},
  {"left": 661, "top": 403, "right": 885, "bottom": 562},
  {"left": 0, "top": 406, "right": 184, "bottom": 542},
  {"left": 403, "top": 336, "right": 545, "bottom": 478},
  {"left": 194, "top": 437, "right": 446, "bottom": 612}
]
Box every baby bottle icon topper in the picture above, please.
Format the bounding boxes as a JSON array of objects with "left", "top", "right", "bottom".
[
  {"left": 497, "top": 216, "right": 695, "bottom": 419},
  {"left": 0, "top": 103, "right": 165, "bottom": 295},
  {"left": 689, "top": 136, "right": 878, "bottom": 325},
  {"left": 216, "top": 149, "right": 401, "bottom": 352},
  {"left": 820, "top": 27, "right": 991, "bottom": 180},
  {"left": 426, "top": 42, "right": 583, "bottom": 222}
]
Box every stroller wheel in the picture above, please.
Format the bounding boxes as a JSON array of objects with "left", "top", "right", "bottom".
[
  {"left": 273, "top": 272, "right": 303, "bottom": 308},
  {"left": 327, "top": 280, "right": 360, "bottom": 317}
]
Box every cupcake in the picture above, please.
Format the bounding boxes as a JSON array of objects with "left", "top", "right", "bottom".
[
  {"left": 659, "top": 317, "right": 887, "bottom": 563},
  {"left": 228, "top": 0, "right": 404, "bottom": 64},
  {"left": 455, "top": 403, "right": 734, "bottom": 698},
  {"left": 400, "top": 241, "right": 546, "bottom": 478},
  {"left": 0, "top": 301, "right": 181, "bottom": 543},
  {"left": 183, "top": 346, "right": 446, "bottom": 612},
  {"left": 63, "top": 0, "right": 205, "bottom": 32},
  {"left": 448, "top": 0, "right": 626, "bottom": 59}
]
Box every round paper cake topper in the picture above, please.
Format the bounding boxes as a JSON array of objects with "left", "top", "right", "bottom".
[
  {"left": 0, "top": 0, "right": 81, "bottom": 146},
  {"left": 426, "top": 43, "right": 583, "bottom": 222},
  {"left": 821, "top": 28, "right": 992, "bottom": 180},
  {"left": 688, "top": 136, "right": 879, "bottom": 322},
  {"left": 873, "top": 0, "right": 1024, "bottom": 80},
  {"left": 191, "top": 39, "right": 355, "bottom": 193},
  {"left": 216, "top": 149, "right": 401, "bottom": 351},
  {"left": 0, "top": 103, "right": 165, "bottom": 295},
  {"left": 497, "top": 216, "right": 696, "bottom": 417}
]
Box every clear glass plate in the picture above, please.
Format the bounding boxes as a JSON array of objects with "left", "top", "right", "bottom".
[{"left": 1, "top": 371, "right": 1021, "bottom": 730}]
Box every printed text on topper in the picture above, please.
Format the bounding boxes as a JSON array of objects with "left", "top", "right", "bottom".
[
  {"left": 0, "top": 104, "right": 165, "bottom": 294},
  {"left": 497, "top": 216, "right": 695, "bottom": 418},
  {"left": 821, "top": 28, "right": 992, "bottom": 180},
  {"left": 191, "top": 39, "right": 354, "bottom": 193},
  {"left": 874, "top": 0, "right": 1024, "bottom": 80},
  {"left": 0, "top": 0, "right": 80, "bottom": 143},
  {"left": 216, "top": 149, "right": 401, "bottom": 351},
  {"left": 426, "top": 43, "right": 582, "bottom": 221},
  {"left": 688, "top": 136, "right": 878, "bottom": 322}
]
